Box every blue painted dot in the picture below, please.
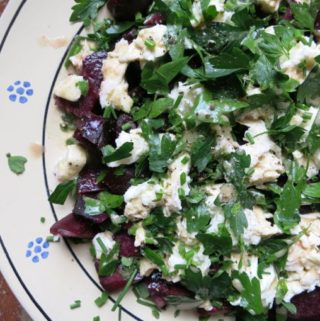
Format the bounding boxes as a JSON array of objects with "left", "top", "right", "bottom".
[
  {"left": 7, "top": 85, "right": 14, "bottom": 92},
  {"left": 14, "top": 80, "right": 21, "bottom": 85},
  {"left": 41, "top": 252, "right": 49, "bottom": 259},
  {"left": 26, "top": 250, "right": 32, "bottom": 258},
  {"left": 34, "top": 246, "right": 42, "bottom": 253},
  {"left": 28, "top": 241, "right": 34, "bottom": 248},
  {"left": 19, "top": 96, "right": 28, "bottom": 104},
  {"left": 36, "top": 237, "right": 43, "bottom": 244},
  {"left": 9, "top": 94, "right": 17, "bottom": 102},
  {"left": 32, "top": 255, "right": 39, "bottom": 263},
  {"left": 23, "top": 81, "right": 31, "bottom": 88},
  {"left": 26, "top": 89, "right": 33, "bottom": 96},
  {"left": 16, "top": 87, "right": 25, "bottom": 95},
  {"left": 43, "top": 242, "right": 49, "bottom": 249}
]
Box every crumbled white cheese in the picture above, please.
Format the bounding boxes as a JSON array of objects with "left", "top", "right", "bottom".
[
  {"left": 166, "top": 242, "right": 211, "bottom": 282},
  {"left": 168, "top": 82, "right": 204, "bottom": 117},
  {"left": 213, "top": 125, "right": 239, "bottom": 155},
  {"left": 256, "top": 0, "right": 281, "bottom": 13},
  {"left": 92, "top": 231, "right": 116, "bottom": 259},
  {"left": 293, "top": 150, "right": 319, "bottom": 178},
  {"left": 230, "top": 253, "right": 278, "bottom": 309},
  {"left": 100, "top": 25, "right": 168, "bottom": 112},
  {"left": 284, "top": 214, "right": 320, "bottom": 302},
  {"left": 246, "top": 84, "right": 262, "bottom": 96},
  {"left": 124, "top": 180, "right": 163, "bottom": 221},
  {"left": 264, "top": 25, "right": 276, "bottom": 35},
  {"left": 124, "top": 153, "right": 191, "bottom": 220},
  {"left": 239, "top": 120, "right": 284, "bottom": 185},
  {"left": 69, "top": 39, "right": 95, "bottom": 71},
  {"left": 54, "top": 75, "right": 84, "bottom": 102},
  {"left": 139, "top": 258, "right": 158, "bottom": 277},
  {"left": 243, "top": 206, "right": 281, "bottom": 245},
  {"left": 191, "top": 0, "right": 233, "bottom": 27},
  {"left": 54, "top": 144, "right": 87, "bottom": 182},
  {"left": 107, "top": 128, "right": 149, "bottom": 167},
  {"left": 176, "top": 218, "right": 197, "bottom": 245},
  {"left": 279, "top": 39, "right": 320, "bottom": 84},
  {"left": 134, "top": 223, "right": 147, "bottom": 247}
]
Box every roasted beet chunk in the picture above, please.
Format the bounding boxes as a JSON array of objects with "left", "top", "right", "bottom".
[
  {"left": 73, "top": 195, "right": 108, "bottom": 224},
  {"left": 144, "top": 12, "right": 165, "bottom": 26},
  {"left": 55, "top": 96, "right": 82, "bottom": 117},
  {"left": 99, "top": 270, "right": 127, "bottom": 292},
  {"left": 115, "top": 113, "right": 137, "bottom": 136},
  {"left": 77, "top": 169, "right": 106, "bottom": 194},
  {"left": 146, "top": 272, "right": 192, "bottom": 309},
  {"left": 104, "top": 166, "right": 135, "bottom": 194},
  {"left": 115, "top": 233, "right": 140, "bottom": 257},
  {"left": 122, "top": 28, "right": 138, "bottom": 43},
  {"left": 288, "top": 289, "right": 320, "bottom": 321},
  {"left": 50, "top": 213, "right": 98, "bottom": 239},
  {"left": 82, "top": 51, "right": 107, "bottom": 87},
  {"left": 107, "top": 0, "right": 152, "bottom": 21}
]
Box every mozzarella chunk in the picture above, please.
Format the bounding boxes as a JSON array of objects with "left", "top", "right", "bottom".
[
  {"left": 100, "top": 25, "right": 168, "bottom": 112},
  {"left": 256, "top": 0, "right": 281, "bottom": 13},
  {"left": 54, "top": 75, "right": 84, "bottom": 102},
  {"left": 280, "top": 40, "right": 320, "bottom": 83},
  {"left": 243, "top": 206, "right": 281, "bottom": 245},
  {"left": 107, "top": 128, "right": 149, "bottom": 167},
  {"left": 168, "top": 82, "right": 204, "bottom": 117},
  {"left": 54, "top": 144, "right": 87, "bottom": 182},
  {"left": 139, "top": 258, "right": 158, "bottom": 277},
  {"left": 230, "top": 253, "right": 278, "bottom": 309},
  {"left": 69, "top": 39, "right": 95, "bottom": 70},
  {"left": 239, "top": 120, "right": 284, "bottom": 185},
  {"left": 213, "top": 125, "right": 239, "bottom": 155},
  {"left": 284, "top": 214, "right": 320, "bottom": 301},
  {"left": 92, "top": 231, "right": 116, "bottom": 259},
  {"left": 124, "top": 180, "right": 163, "bottom": 221}
]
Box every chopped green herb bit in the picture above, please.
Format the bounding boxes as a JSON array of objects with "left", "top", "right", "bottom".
[
  {"left": 40, "top": 217, "right": 46, "bottom": 224},
  {"left": 76, "top": 80, "right": 89, "bottom": 96},
  {"left": 70, "top": 300, "right": 81, "bottom": 310},
  {"left": 6, "top": 154, "right": 27, "bottom": 175},
  {"left": 48, "top": 179, "right": 76, "bottom": 205},
  {"left": 94, "top": 292, "right": 109, "bottom": 307}
]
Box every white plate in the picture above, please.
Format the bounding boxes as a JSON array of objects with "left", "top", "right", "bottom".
[{"left": 0, "top": 1, "right": 231, "bottom": 320}]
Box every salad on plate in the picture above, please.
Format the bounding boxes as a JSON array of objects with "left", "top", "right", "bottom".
[{"left": 48, "top": 0, "right": 320, "bottom": 319}]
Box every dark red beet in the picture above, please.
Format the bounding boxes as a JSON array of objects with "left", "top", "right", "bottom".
[
  {"left": 144, "top": 12, "right": 165, "bottom": 26},
  {"left": 283, "top": 8, "right": 293, "bottom": 20},
  {"left": 114, "top": 233, "right": 140, "bottom": 257},
  {"left": 99, "top": 270, "right": 127, "bottom": 292},
  {"left": 288, "top": 289, "right": 320, "bottom": 321},
  {"left": 104, "top": 166, "right": 135, "bottom": 194},
  {"left": 82, "top": 51, "right": 107, "bottom": 88},
  {"left": 315, "top": 11, "right": 320, "bottom": 31},
  {"left": 123, "top": 28, "right": 138, "bottom": 43},
  {"left": 77, "top": 169, "right": 106, "bottom": 194},
  {"left": 73, "top": 195, "right": 108, "bottom": 224},
  {"left": 76, "top": 113, "right": 105, "bottom": 145},
  {"left": 115, "top": 114, "right": 137, "bottom": 136},
  {"left": 107, "top": 0, "right": 152, "bottom": 21},
  {"left": 55, "top": 96, "right": 83, "bottom": 118},
  {"left": 50, "top": 213, "right": 98, "bottom": 239},
  {"left": 198, "top": 302, "right": 231, "bottom": 317}
]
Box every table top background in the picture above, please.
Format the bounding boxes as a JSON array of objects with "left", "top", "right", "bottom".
[{"left": 0, "top": 1, "right": 33, "bottom": 320}]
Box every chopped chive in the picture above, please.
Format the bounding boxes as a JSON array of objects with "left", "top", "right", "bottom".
[
  {"left": 112, "top": 269, "right": 137, "bottom": 311},
  {"left": 93, "top": 317, "right": 100, "bottom": 321},
  {"left": 144, "top": 37, "right": 155, "bottom": 49},
  {"left": 103, "top": 106, "right": 117, "bottom": 119},
  {"left": 174, "top": 310, "right": 180, "bottom": 318},
  {"left": 121, "top": 122, "right": 133, "bottom": 131},
  {"left": 180, "top": 172, "right": 187, "bottom": 185},
  {"left": 245, "top": 132, "right": 255, "bottom": 144},
  {"left": 137, "top": 298, "right": 158, "bottom": 309},
  {"left": 181, "top": 156, "right": 190, "bottom": 164},
  {"left": 96, "top": 237, "right": 109, "bottom": 255},
  {"left": 40, "top": 217, "right": 46, "bottom": 223},
  {"left": 46, "top": 235, "right": 60, "bottom": 242},
  {"left": 152, "top": 308, "right": 160, "bottom": 319},
  {"left": 118, "top": 306, "right": 122, "bottom": 321},
  {"left": 66, "top": 137, "right": 77, "bottom": 145},
  {"left": 70, "top": 300, "right": 81, "bottom": 309},
  {"left": 94, "top": 291, "right": 109, "bottom": 307}
]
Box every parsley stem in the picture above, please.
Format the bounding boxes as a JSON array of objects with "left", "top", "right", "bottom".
[{"left": 112, "top": 269, "right": 137, "bottom": 311}]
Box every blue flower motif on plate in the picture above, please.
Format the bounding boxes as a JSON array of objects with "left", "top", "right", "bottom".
[
  {"left": 25, "top": 237, "right": 49, "bottom": 263},
  {"left": 7, "top": 81, "right": 34, "bottom": 104}
]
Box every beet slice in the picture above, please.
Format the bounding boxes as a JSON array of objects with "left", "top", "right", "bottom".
[
  {"left": 99, "top": 270, "right": 127, "bottom": 292},
  {"left": 73, "top": 195, "right": 108, "bottom": 224},
  {"left": 144, "top": 12, "right": 165, "bottom": 26},
  {"left": 103, "top": 166, "right": 135, "bottom": 195},
  {"left": 107, "top": 0, "right": 152, "bottom": 21},
  {"left": 115, "top": 233, "right": 140, "bottom": 257},
  {"left": 287, "top": 289, "right": 320, "bottom": 321},
  {"left": 50, "top": 213, "right": 98, "bottom": 239},
  {"left": 77, "top": 169, "right": 106, "bottom": 194},
  {"left": 54, "top": 96, "right": 83, "bottom": 118}
]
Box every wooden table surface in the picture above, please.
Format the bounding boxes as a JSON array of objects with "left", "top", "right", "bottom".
[{"left": 0, "top": 3, "right": 33, "bottom": 321}]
